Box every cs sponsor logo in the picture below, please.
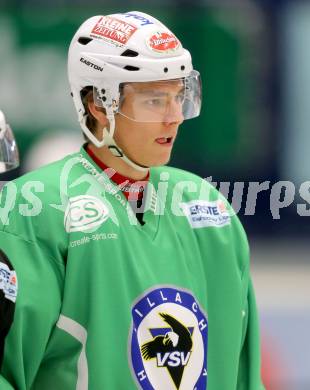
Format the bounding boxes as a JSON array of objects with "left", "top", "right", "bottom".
[
  {"left": 180, "top": 200, "right": 231, "bottom": 229},
  {"left": 64, "top": 195, "right": 109, "bottom": 233},
  {"left": 130, "top": 286, "right": 208, "bottom": 390}
]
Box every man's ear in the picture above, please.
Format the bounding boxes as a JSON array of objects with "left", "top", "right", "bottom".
[{"left": 88, "top": 100, "right": 109, "bottom": 128}]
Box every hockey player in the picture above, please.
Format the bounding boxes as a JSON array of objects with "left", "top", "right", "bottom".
[
  {"left": 0, "top": 110, "right": 19, "bottom": 174},
  {"left": 0, "top": 11, "right": 265, "bottom": 390}
]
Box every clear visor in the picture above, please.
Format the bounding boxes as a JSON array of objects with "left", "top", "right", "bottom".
[
  {"left": 94, "top": 70, "right": 201, "bottom": 123},
  {"left": 0, "top": 123, "right": 19, "bottom": 173}
]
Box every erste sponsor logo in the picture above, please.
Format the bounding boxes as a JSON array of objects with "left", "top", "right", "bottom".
[{"left": 180, "top": 199, "right": 231, "bottom": 228}]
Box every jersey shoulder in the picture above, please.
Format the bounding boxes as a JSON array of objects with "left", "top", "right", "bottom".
[
  {"left": 152, "top": 165, "right": 220, "bottom": 201},
  {"left": 154, "top": 165, "right": 205, "bottom": 182},
  {"left": 153, "top": 165, "right": 249, "bottom": 258},
  {"left": 10, "top": 152, "right": 80, "bottom": 190},
  {"left": 0, "top": 152, "right": 82, "bottom": 234}
]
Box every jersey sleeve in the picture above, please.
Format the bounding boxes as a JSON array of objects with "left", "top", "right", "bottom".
[
  {"left": 237, "top": 277, "right": 266, "bottom": 390},
  {"left": 0, "top": 230, "right": 65, "bottom": 389},
  {"left": 225, "top": 200, "right": 265, "bottom": 390}
]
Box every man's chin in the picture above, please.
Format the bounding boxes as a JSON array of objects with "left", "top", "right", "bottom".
[
  {"left": 129, "top": 150, "right": 172, "bottom": 169},
  {"left": 149, "top": 156, "right": 172, "bottom": 168}
]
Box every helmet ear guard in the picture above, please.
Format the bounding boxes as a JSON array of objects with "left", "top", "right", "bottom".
[{"left": 68, "top": 11, "right": 201, "bottom": 171}]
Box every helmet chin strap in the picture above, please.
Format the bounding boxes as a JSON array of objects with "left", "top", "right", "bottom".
[
  {"left": 103, "top": 112, "right": 150, "bottom": 173},
  {"left": 80, "top": 109, "right": 149, "bottom": 173}
]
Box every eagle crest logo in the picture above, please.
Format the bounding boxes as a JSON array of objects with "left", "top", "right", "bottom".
[
  {"left": 140, "top": 312, "right": 193, "bottom": 388},
  {"left": 130, "top": 286, "right": 208, "bottom": 390}
]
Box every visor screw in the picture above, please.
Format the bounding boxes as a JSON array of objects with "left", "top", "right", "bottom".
[
  {"left": 164, "top": 67, "right": 168, "bottom": 73},
  {"left": 181, "top": 65, "right": 185, "bottom": 71},
  {"left": 101, "top": 89, "right": 106, "bottom": 94}
]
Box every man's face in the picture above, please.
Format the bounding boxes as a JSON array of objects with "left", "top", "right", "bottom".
[{"left": 113, "top": 79, "right": 185, "bottom": 168}]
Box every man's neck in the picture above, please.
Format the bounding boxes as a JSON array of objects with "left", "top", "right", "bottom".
[{"left": 87, "top": 143, "right": 149, "bottom": 181}]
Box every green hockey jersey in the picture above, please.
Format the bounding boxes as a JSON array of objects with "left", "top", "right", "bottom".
[{"left": 0, "top": 145, "right": 265, "bottom": 390}]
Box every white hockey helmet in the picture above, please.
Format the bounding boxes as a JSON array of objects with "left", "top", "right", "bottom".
[
  {"left": 68, "top": 11, "right": 201, "bottom": 171},
  {"left": 0, "top": 110, "right": 19, "bottom": 173}
]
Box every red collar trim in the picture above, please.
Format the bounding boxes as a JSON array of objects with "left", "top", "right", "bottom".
[{"left": 86, "top": 145, "right": 149, "bottom": 200}]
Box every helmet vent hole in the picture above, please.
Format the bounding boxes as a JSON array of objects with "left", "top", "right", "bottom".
[
  {"left": 124, "top": 65, "right": 140, "bottom": 71},
  {"left": 181, "top": 65, "right": 185, "bottom": 71},
  {"left": 164, "top": 67, "right": 168, "bottom": 73},
  {"left": 78, "top": 37, "right": 93, "bottom": 45},
  {"left": 121, "top": 49, "right": 139, "bottom": 57}
]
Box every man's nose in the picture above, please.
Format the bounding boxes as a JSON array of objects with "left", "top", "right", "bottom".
[{"left": 162, "top": 100, "right": 184, "bottom": 125}]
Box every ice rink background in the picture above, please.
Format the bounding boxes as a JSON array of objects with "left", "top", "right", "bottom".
[
  {"left": 1, "top": 1, "right": 310, "bottom": 388},
  {"left": 252, "top": 240, "right": 310, "bottom": 390}
]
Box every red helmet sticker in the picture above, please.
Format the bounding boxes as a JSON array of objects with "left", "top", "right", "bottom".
[
  {"left": 147, "top": 31, "right": 180, "bottom": 53},
  {"left": 91, "top": 16, "right": 137, "bottom": 46}
]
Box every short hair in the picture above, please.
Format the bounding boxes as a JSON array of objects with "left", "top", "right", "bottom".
[
  {"left": 81, "top": 86, "right": 98, "bottom": 137},
  {"left": 80, "top": 85, "right": 124, "bottom": 142}
]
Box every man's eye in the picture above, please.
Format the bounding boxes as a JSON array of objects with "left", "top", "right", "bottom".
[
  {"left": 144, "top": 99, "right": 165, "bottom": 107},
  {"left": 175, "top": 94, "right": 184, "bottom": 103}
]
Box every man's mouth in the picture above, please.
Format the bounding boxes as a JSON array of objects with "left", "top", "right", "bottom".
[{"left": 155, "top": 137, "right": 173, "bottom": 145}]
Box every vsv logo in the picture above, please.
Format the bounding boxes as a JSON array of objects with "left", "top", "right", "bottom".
[
  {"left": 130, "top": 286, "right": 208, "bottom": 390},
  {"left": 64, "top": 195, "right": 109, "bottom": 233},
  {"left": 156, "top": 351, "right": 191, "bottom": 367}
]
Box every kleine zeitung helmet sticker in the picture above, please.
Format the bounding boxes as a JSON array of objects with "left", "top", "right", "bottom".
[{"left": 90, "top": 16, "right": 138, "bottom": 47}]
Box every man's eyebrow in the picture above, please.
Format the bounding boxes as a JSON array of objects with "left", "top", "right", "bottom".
[
  {"left": 138, "top": 86, "right": 185, "bottom": 96},
  {"left": 138, "top": 90, "right": 168, "bottom": 96}
]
